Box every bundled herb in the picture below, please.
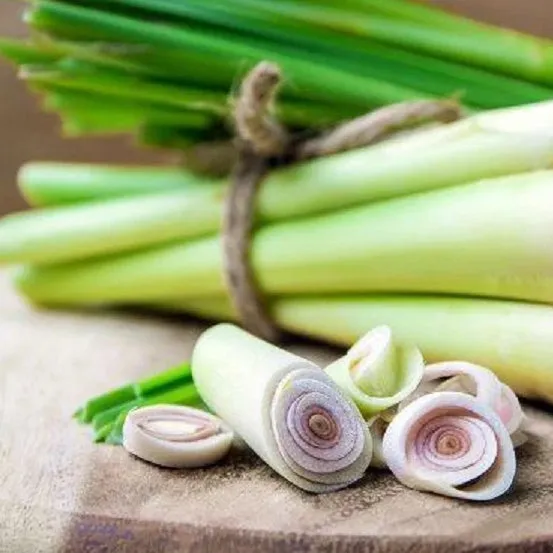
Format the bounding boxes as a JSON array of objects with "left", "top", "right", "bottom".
[{"left": 4, "top": 0, "right": 553, "bottom": 148}]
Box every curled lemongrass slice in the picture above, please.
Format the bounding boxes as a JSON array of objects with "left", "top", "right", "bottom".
[
  {"left": 122, "top": 405, "right": 234, "bottom": 468},
  {"left": 417, "top": 362, "right": 525, "bottom": 439},
  {"left": 325, "top": 326, "right": 424, "bottom": 417},
  {"left": 383, "top": 392, "right": 516, "bottom": 501},
  {"left": 192, "top": 324, "right": 372, "bottom": 493}
]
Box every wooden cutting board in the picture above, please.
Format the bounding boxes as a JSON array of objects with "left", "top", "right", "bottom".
[{"left": 1, "top": 271, "right": 553, "bottom": 553}]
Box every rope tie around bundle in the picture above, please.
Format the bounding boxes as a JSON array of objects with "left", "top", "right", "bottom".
[{"left": 222, "top": 61, "right": 463, "bottom": 342}]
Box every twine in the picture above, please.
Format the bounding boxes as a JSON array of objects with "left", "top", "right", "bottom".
[{"left": 222, "top": 62, "right": 463, "bottom": 342}]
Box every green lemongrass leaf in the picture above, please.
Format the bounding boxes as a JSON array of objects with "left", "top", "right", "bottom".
[
  {"left": 43, "top": 90, "right": 216, "bottom": 137},
  {"left": 292, "top": 5, "right": 553, "bottom": 85},
  {"left": 103, "top": 412, "right": 126, "bottom": 445},
  {"left": 14, "top": 170, "right": 553, "bottom": 306},
  {"left": 97, "top": 0, "right": 533, "bottom": 107},
  {"left": 0, "top": 38, "right": 63, "bottom": 65},
  {"left": 26, "top": 0, "right": 423, "bottom": 107},
  {"left": 23, "top": 63, "right": 229, "bottom": 115},
  {"left": 76, "top": 362, "right": 191, "bottom": 423},
  {"left": 94, "top": 423, "right": 114, "bottom": 443},
  {"left": 316, "top": 0, "right": 482, "bottom": 31}
]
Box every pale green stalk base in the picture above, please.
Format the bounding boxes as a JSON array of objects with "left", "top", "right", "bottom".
[
  {"left": 14, "top": 170, "right": 553, "bottom": 305},
  {"left": 4, "top": 101, "right": 553, "bottom": 265},
  {"left": 170, "top": 295, "right": 553, "bottom": 404},
  {"left": 18, "top": 163, "right": 212, "bottom": 206}
]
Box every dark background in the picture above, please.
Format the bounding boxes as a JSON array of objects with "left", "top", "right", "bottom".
[{"left": 1, "top": 1, "right": 552, "bottom": 215}]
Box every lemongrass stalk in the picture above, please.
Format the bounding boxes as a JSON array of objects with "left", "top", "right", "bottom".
[
  {"left": 17, "top": 99, "right": 553, "bottom": 207},
  {"left": 191, "top": 323, "right": 372, "bottom": 492},
  {"left": 272, "top": 295, "right": 553, "bottom": 402},
  {"left": 7, "top": 100, "right": 553, "bottom": 264},
  {"left": 15, "top": 170, "right": 553, "bottom": 305},
  {"left": 75, "top": 362, "right": 192, "bottom": 423},
  {"left": 18, "top": 163, "right": 212, "bottom": 206},
  {"left": 0, "top": 187, "right": 223, "bottom": 264}
]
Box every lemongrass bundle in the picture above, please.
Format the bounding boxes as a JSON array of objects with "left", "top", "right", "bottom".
[
  {"left": 4, "top": 0, "right": 553, "bottom": 148},
  {"left": 13, "top": 168, "right": 553, "bottom": 307}
]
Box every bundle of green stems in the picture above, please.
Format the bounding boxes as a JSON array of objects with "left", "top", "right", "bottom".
[
  {"left": 3, "top": 102, "right": 553, "bottom": 421},
  {"left": 3, "top": 0, "right": 553, "bottom": 146},
  {"left": 4, "top": 1, "right": 553, "bottom": 431}
]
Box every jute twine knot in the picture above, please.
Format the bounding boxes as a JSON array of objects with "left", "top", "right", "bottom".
[{"left": 222, "top": 62, "right": 463, "bottom": 342}]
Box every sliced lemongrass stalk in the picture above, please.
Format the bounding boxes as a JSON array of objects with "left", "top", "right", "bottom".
[
  {"left": 105, "top": 396, "right": 210, "bottom": 446},
  {"left": 367, "top": 417, "right": 388, "bottom": 469},
  {"left": 382, "top": 391, "right": 516, "bottom": 501},
  {"left": 18, "top": 163, "right": 213, "bottom": 207},
  {"left": 325, "top": 326, "right": 424, "bottom": 417},
  {"left": 422, "top": 362, "right": 525, "bottom": 436},
  {"left": 191, "top": 324, "right": 372, "bottom": 493},
  {"left": 17, "top": 169, "right": 553, "bottom": 306},
  {"left": 122, "top": 405, "right": 233, "bottom": 468},
  {"left": 75, "top": 362, "right": 192, "bottom": 423}
]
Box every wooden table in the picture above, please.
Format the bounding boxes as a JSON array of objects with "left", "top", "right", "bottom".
[{"left": 1, "top": 271, "right": 552, "bottom": 553}]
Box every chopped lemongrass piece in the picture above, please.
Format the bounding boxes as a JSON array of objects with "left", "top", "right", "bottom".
[
  {"left": 382, "top": 392, "right": 516, "bottom": 501},
  {"left": 191, "top": 324, "right": 372, "bottom": 493},
  {"left": 325, "top": 326, "right": 424, "bottom": 417},
  {"left": 123, "top": 405, "right": 234, "bottom": 468}
]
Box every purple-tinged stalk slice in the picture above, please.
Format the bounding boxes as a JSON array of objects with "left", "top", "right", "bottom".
[
  {"left": 191, "top": 324, "right": 372, "bottom": 493},
  {"left": 402, "top": 361, "right": 526, "bottom": 443},
  {"left": 383, "top": 392, "right": 516, "bottom": 501}
]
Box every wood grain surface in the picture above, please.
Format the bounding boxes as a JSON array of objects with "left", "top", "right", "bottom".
[{"left": 1, "top": 271, "right": 553, "bottom": 553}]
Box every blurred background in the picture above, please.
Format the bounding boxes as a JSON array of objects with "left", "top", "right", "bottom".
[{"left": 1, "top": 0, "right": 552, "bottom": 216}]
